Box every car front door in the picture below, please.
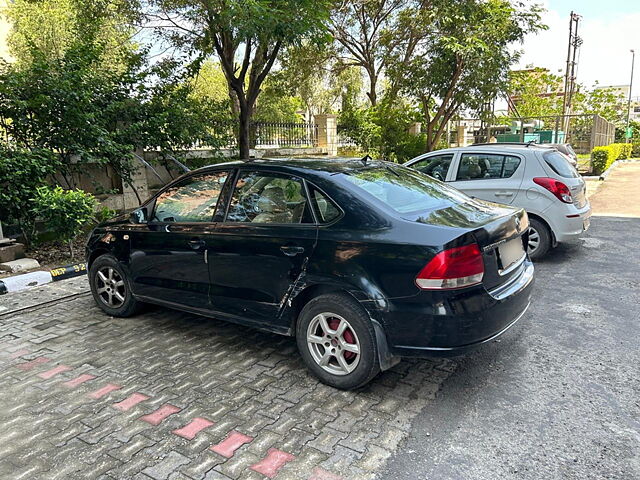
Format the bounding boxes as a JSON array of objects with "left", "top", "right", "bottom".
[
  {"left": 128, "top": 170, "right": 230, "bottom": 310},
  {"left": 207, "top": 169, "right": 318, "bottom": 332},
  {"left": 450, "top": 152, "right": 524, "bottom": 204},
  {"left": 408, "top": 153, "right": 457, "bottom": 182}
]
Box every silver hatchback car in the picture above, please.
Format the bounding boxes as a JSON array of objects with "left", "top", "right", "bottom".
[{"left": 406, "top": 145, "right": 592, "bottom": 259}]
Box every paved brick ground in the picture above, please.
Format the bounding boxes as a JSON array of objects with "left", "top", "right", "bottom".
[{"left": 0, "top": 278, "right": 454, "bottom": 479}]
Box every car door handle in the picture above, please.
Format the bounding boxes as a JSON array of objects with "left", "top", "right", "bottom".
[
  {"left": 188, "top": 239, "right": 206, "bottom": 250},
  {"left": 280, "top": 245, "right": 305, "bottom": 257},
  {"left": 494, "top": 191, "right": 514, "bottom": 197}
]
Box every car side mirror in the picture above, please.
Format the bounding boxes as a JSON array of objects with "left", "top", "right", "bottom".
[{"left": 130, "top": 207, "right": 148, "bottom": 224}]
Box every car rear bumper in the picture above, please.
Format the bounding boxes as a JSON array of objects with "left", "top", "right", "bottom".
[
  {"left": 547, "top": 202, "right": 592, "bottom": 243},
  {"left": 381, "top": 260, "right": 534, "bottom": 357}
]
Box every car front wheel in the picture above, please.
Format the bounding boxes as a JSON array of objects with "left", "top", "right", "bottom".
[
  {"left": 89, "top": 254, "right": 142, "bottom": 317},
  {"left": 296, "top": 293, "right": 380, "bottom": 390}
]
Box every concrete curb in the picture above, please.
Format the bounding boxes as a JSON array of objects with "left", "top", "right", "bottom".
[
  {"left": 0, "top": 262, "right": 87, "bottom": 295},
  {"left": 599, "top": 158, "right": 640, "bottom": 181}
]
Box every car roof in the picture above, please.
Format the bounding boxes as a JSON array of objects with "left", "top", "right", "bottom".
[
  {"left": 190, "top": 157, "right": 390, "bottom": 175},
  {"left": 415, "top": 144, "right": 557, "bottom": 155}
]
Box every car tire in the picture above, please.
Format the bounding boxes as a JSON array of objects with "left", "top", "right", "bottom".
[
  {"left": 296, "top": 293, "right": 380, "bottom": 390},
  {"left": 527, "top": 218, "right": 551, "bottom": 260},
  {"left": 89, "top": 254, "right": 142, "bottom": 317}
]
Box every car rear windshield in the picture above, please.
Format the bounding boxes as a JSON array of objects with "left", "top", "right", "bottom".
[
  {"left": 543, "top": 151, "right": 579, "bottom": 178},
  {"left": 342, "top": 165, "right": 469, "bottom": 214}
]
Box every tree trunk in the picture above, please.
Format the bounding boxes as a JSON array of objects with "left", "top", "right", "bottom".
[
  {"left": 238, "top": 102, "right": 251, "bottom": 159},
  {"left": 366, "top": 69, "right": 378, "bottom": 106}
]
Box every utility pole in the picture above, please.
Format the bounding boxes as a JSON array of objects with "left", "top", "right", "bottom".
[
  {"left": 625, "top": 49, "right": 635, "bottom": 143},
  {"left": 562, "top": 12, "right": 582, "bottom": 137}
]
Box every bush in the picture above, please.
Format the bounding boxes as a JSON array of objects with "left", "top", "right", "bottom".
[
  {"left": 337, "top": 101, "right": 425, "bottom": 163},
  {"left": 33, "top": 186, "right": 97, "bottom": 257},
  {"left": 591, "top": 143, "right": 632, "bottom": 174},
  {"left": 0, "top": 145, "right": 60, "bottom": 244}
]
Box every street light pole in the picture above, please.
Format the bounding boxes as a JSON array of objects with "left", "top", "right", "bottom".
[{"left": 625, "top": 49, "right": 635, "bottom": 143}]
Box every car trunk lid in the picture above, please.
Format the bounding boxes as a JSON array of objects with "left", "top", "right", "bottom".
[{"left": 409, "top": 199, "right": 529, "bottom": 290}]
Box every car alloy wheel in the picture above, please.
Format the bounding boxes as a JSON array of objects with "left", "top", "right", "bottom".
[
  {"left": 306, "top": 312, "right": 360, "bottom": 376},
  {"left": 95, "top": 266, "right": 126, "bottom": 308},
  {"left": 527, "top": 226, "right": 540, "bottom": 255}
]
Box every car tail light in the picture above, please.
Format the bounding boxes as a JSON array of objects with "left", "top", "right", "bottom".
[
  {"left": 533, "top": 177, "right": 573, "bottom": 204},
  {"left": 416, "top": 244, "right": 484, "bottom": 290}
]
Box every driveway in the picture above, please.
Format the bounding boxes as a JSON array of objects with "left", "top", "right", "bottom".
[
  {"left": 1, "top": 164, "right": 638, "bottom": 480},
  {"left": 0, "top": 279, "right": 452, "bottom": 480},
  {"left": 381, "top": 162, "right": 640, "bottom": 479}
]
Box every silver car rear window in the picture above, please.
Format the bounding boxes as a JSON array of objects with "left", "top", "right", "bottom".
[{"left": 543, "top": 151, "right": 579, "bottom": 178}]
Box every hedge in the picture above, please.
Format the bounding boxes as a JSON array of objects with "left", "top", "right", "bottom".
[{"left": 591, "top": 143, "right": 632, "bottom": 174}]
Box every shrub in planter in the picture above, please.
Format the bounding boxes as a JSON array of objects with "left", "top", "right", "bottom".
[
  {"left": 619, "top": 143, "right": 632, "bottom": 159},
  {"left": 33, "top": 186, "right": 97, "bottom": 257},
  {"left": 591, "top": 143, "right": 632, "bottom": 174},
  {"left": 0, "top": 146, "right": 60, "bottom": 244}
]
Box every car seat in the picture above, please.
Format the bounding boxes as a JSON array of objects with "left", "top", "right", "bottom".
[{"left": 252, "top": 186, "right": 293, "bottom": 223}]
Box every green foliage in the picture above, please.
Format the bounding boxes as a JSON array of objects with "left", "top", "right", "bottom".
[
  {"left": 147, "top": 0, "right": 331, "bottom": 158},
  {"left": 33, "top": 186, "right": 97, "bottom": 254},
  {"left": 0, "top": 145, "right": 60, "bottom": 244},
  {"left": 508, "top": 71, "right": 628, "bottom": 126},
  {"left": 591, "top": 143, "right": 632, "bottom": 174},
  {"left": 0, "top": 41, "right": 139, "bottom": 186},
  {"left": 508, "top": 68, "right": 564, "bottom": 117},
  {"left": 338, "top": 101, "right": 425, "bottom": 163},
  {"left": 386, "top": 0, "right": 545, "bottom": 150},
  {"left": 0, "top": 28, "right": 233, "bottom": 191},
  {"left": 253, "top": 80, "right": 304, "bottom": 123},
  {"left": 95, "top": 206, "right": 117, "bottom": 224},
  {"left": 5, "top": 0, "right": 138, "bottom": 73}
]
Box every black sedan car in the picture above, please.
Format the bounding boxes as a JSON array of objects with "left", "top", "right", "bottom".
[{"left": 86, "top": 158, "right": 534, "bottom": 389}]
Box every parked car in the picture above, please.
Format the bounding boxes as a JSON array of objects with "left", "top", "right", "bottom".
[
  {"left": 406, "top": 144, "right": 591, "bottom": 259},
  {"left": 548, "top": 143, "right": 579, "bottom": 167},
  {"left": 86, "top": 158, "right": 534, "bottom": 390},
  {"left": 473, "top": 141, "right": 579, "bottom": 167}
]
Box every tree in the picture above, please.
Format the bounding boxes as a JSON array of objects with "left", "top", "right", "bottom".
[
  {"left": 329, "top": 0, "right": 418, "bottom": 106},
  {"left": 507, "top": 67, "right": 565, "bottom": 118},
  {"left": 386, "top": 0, "right": 544, "bottom": 150},
  {"left": 146, "top": 0, "right": 330, "bottom": 159},
  {"left": 4, "top": 0, "right": 136, "bottom": 69}
]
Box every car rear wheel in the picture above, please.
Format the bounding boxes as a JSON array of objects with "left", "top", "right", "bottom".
[
  {"left": 89, "top": 255, "right": 142, "bottom": 317},
  {"left": 296, "top": 293, "right": 380, "bottom": 390},
  {"left": 527, "top": 218, "right": 551, "bottom": 260}
]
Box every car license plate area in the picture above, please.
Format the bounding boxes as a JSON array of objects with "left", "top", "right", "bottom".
[{"left": 497, "top": 238, "right": 525, "bottom": 275}]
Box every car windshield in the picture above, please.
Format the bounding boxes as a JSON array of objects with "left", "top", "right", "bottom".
[
  {"left": 342, "top": 165, "right": 471, "bottom": 214},
  {"left": 543, "top": 151, "right": 579, "bottom": 178}
]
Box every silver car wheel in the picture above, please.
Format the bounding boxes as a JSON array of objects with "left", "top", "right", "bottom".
[
  {"left": 527, "top": 226, "right": 540, "bottom": 255},
  {"left": 95, "top": 267, "right": 126, "bottom": 308},
  {"left": 306, "top": 312, "right": 360, "bottom": 376}
]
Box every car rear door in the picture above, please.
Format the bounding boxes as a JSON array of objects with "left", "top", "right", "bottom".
[
  {"left": 207, "top": 169, "right": 318, "bottom": 333},
  {"left": 449, "top": 151, "right": 524, "bottom": 205},
  {"left": 128, "top": 170, "right": 230, "bottom": 310}
]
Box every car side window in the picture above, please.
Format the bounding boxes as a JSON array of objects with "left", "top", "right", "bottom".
[
  {"left": 152, "top": 171, "right": 228, "bottom": 223},
  {"left": 456, "top": 153, "right": 521, "bottom": 181},
  {"left": 310, "top": 187, "right": 341, "bottom": 223},
  {"left": 225, "top": 172, "right": 314, "bottom": 224},
  {"left": 411, "top": 154, "right": 453, "bottom": 181}
]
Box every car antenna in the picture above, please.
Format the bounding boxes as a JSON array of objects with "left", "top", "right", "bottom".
[{"left": 360, "top": 154, "right": 372, "bottom": 166}]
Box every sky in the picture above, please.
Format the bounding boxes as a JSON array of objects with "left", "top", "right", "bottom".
[{"left": 516, "top": 0, "right": 640, "bottom": 98}]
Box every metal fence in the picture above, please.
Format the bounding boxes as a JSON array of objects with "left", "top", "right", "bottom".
[
  {"left": 470, "top": 114, "right": 615, "bottom": 154},
  {"left": 187, "top": 121, "right": 319, "bottom": 151},
  {"left": 250, "top": 122, "right": 318, "bottom": 148}
]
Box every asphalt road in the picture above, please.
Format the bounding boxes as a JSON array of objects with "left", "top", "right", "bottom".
[{"left": 381, "top": 164, "right": 640, "bottom": 479}]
